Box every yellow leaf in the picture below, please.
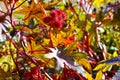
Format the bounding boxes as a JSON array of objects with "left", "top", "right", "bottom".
[
  {"left": 93, "top": 0, "right": 104, "bottom": 8},
  {"left": 43, "top": 38, "right": 50, "bottom": 45},
  {"left": 93, "top": 0, "right": 114, "bottom": 8},
  {"left": 86, "top": 71, "right": 93, "bottom": 80},
  {"left": 25, "top": 40, "right": 45, "bottom": 54},
  {"left": 75, "top": 58, "right": 92, "bottom": 73},
  {"left": 51, "top": 33, "right": 62, "bottom": 46},
  {"left": 45, "top": 58, "right": 56, "bottom": 68},
  {"left": 94, "top": 64, "right": 106, "bottom": 71},
  {"left": 14, "top": 0, "right": 60, "bottom": 24},
  {"left": 14, "top": 1, "right": 46, "bottom": 24},
  {"left": 72, "top": 52, "right": 87, "bottom": 59},
  {"left": 0, "top": 55, "right": 16, "bottom": 72},
  {"left": 113, "top": 51, "right": 118, "bottom": 57},
  {"left": 102, "top": 65, "right": 112, "bottom": 72},
  {"left": 95, "top": 70, "right": 102, "bottom": 80}
]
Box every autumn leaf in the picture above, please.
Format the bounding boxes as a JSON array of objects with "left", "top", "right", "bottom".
[
  {"left": 14, "top": 0, "right": 46, "bottom": 24},
  {"left": 94, "top": 64, "right": 106, "bottom": 71},
  {"left": 24, "top": 39, "right": 56, "bottom": 68},
  {"left": 93, "top": 0, "right": 114, "bottom": 8},
  {"left": 93, "top": 0, "right": 104, "bottom": 8},
  {"left": 14, "top": 0, "right": 61, "bottom": 24},
  {"left": 60, "top": 37, "right": 74, "bottom": 46},
  {"left": 50, "top": 31, "right": 75, "bottom": 46},
  {"left": 51, "top": 33, "right": 62, "bottom": 46},
  {"left": 0, "top": 55, "right": 16, "bottom": 72},
  {"left": 102, "top": 65, "right": 112, "bottom": 72},
  {"left": 95, "top": 70, "right": 102, "bottom": 80},
  {"left": 86, "top": 71, "right": 93, "bottom": 80},
  {"left": 25, "top": 40, "right": 45, "bottom": 59},
  {"left": 0, "top": 67, "right": 19, "bottom": 80},
  {"left": 25, "top": 40, "right": 45, "bottom": 55},
  {"left": 113, "top": 51, "right": 118, "bottom": 57},
  {"left": 75, "top": 58, "right": 92, "bottom": 73}
]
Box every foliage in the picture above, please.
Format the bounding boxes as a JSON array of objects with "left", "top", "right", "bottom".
[{"left": 0, "top": 0, "right": 120, "bottom": 80}]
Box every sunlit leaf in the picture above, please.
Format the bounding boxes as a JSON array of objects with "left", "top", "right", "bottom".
[
  {"left": 14, "top": 0, "right": 46, "bottom": 24},
  {"left": 75, "top": 58, "right": 92, "bottom": 73},
  {"left": 51, "top": 32, "right": 75, "bottom": 46},
  {"left": 25, "top": 40, "right": 45, "bottom": 54},
  {"left": 51, "top": 33, "right": 62, "bottom": 46},
  {"left": 86, "top": 71, "right": 93, "bottom": 80},
  {"left": 95, "top": 70, "right": 102, "bottom": 80},
  {"left": 93, "top": 0, "right": 114, "bottom": 8},
  {"left": 94, "top": 64, "right": 106, "bottom": 71},
  {"left": 72, "top": 52, "right": 87, "bottom": 59},
  {"left": 102, "top": 65, "right": 112, "bottom": 72},
  {"left": 93, "top": 0, "right": 104, "bottom": 8},
  {"left": 113, "top": 51, "right": 118, "bottom": 57},
  {"left": 0, "top": 55, "right": 16, "bottom": 72}
]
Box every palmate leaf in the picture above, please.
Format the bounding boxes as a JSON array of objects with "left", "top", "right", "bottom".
[
  {"left": 51, "top": 31, "right": 75, "bottom": 47},
  {"left": 51, "top": 33, "right": 62, "bottom": 46},
  {"left": 25, "top": 39, "right": 56, "bottom": 68},
  {"left": 14, "top": 0, "right": 46, "bottom": 24},
  {"left": 25, "top": 40, "right": 44, "bottom": 53},
  {"left": 14, "top": 0, "right": 61, "bottom": 24}
]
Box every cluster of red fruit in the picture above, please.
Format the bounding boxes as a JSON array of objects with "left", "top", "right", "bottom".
[
  {"left": 43, "top": 9, "right": 66, "bottom": 29},
  {"left": 23, "top": 67, "right": 45, "bottom": 80}
]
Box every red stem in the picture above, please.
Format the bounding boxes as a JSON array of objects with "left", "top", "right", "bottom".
[
  {"left": 4, "top": 2, "right": 9, "bottom": 11},
  {"left": 85, "top": 31, "right": 92, "bottom": 57},
  {"left": 0, "top": 10, "right": 7, "bottom": 14}
]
